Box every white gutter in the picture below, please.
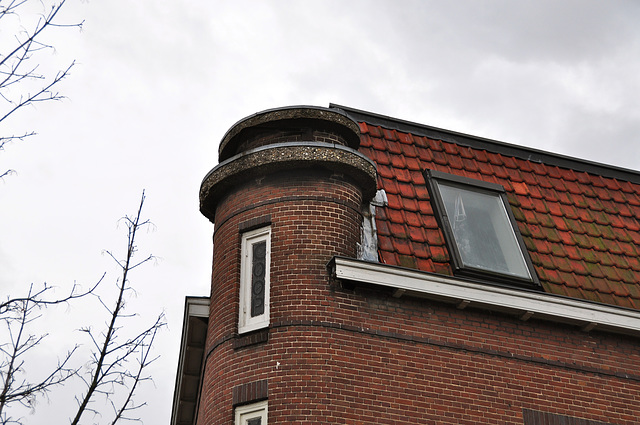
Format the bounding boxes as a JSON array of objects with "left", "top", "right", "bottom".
[{"left": 330, "top": 257, "right": 640, "bottom": 337}]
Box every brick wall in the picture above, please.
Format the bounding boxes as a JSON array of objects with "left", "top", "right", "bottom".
[
  {"left": 196, "top": 106, "right": 640, "bottom": 424},
  {"left": 198, "top": 167, "right": 365, "bottom": 424},
  {"left": 202, "top": 280, "right": 640, "bottom": 424},
  {"left": 198, "top": 167, "right": 640, "bottom": 425}
]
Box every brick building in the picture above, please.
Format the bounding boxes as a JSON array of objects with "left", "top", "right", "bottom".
[{"left": 172, "top": 105, "right": 640, "bottom": 425}]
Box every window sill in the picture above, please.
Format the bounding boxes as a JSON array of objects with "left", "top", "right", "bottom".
[{"left": 234, "top": 327, "right": 269, "bottom": 349}]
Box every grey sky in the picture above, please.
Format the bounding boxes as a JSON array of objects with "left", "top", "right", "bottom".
[{"left": 1, "top": 1, "right": 640, "bottom": 423}]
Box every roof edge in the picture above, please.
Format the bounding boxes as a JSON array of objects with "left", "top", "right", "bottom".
[
  {"left": 330, "top": 103, "right": 640, "bottom": 184},
  {"left": 329, "top": 256, "right": 640, "bottom": 337},
  {"left": 170, "top": 296, "right": 210, "bottom": 425}
]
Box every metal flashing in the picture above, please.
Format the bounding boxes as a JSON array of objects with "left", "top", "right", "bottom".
[{"left": 330, "top": 103, "right": 640, "bottom": 184}]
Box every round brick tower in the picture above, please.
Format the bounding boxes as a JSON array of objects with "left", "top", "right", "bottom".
[{"left": 198, "top": 106, "right": 377, "bottom": 424}]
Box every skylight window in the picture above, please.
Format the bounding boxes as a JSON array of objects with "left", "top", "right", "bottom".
[{"left": 425, "top": 170, "right": 539, "bottom": 287}]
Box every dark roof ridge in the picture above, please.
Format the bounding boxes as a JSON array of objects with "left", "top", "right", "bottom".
[{"left": 330, "top": 103, "right": 640, "bottom": 185}]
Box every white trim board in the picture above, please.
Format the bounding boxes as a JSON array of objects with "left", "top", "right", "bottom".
[{"left": 330, "top": 257, "right": 640, "bottom": 337}]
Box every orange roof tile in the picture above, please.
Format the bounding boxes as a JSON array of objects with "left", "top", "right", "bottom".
[{"left": 349, "top": 106, "right": 640, "bottom": 310}]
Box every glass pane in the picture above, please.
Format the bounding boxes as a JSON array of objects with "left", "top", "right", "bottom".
[
  {"left": 437, "top": 182, "right": 531, "bottom": 279},
  {"left": 247, "top": 418, "right": 262, "bottom": 425},
  {"left": 251, "top": 241, "right": 267, "bottom": 317}
]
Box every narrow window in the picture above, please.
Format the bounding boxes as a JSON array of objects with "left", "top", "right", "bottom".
[
  {"left": 425, "top": 170, "right": 538, "bottom": 287},
  {"left": 235, "top": 401, "right": 267, "bottom": 425},
  {"left": 239, "top": 227, "right": 271, "bottom": 334}
]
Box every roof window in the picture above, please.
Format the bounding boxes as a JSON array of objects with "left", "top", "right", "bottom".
[{"left": 425, "top": 170, "right": 539, "bottom": 288}]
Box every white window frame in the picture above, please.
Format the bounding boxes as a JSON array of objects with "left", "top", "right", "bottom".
[
  {"left": 239, "top": 227, "right": 271, "bottom": 334},
  {"left": 235, "top": 400, "right": 268, "bottom": 425}
]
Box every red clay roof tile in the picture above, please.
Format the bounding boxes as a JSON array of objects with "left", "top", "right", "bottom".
[
  {"left": 394, "top": 167, "right": 412, "bottom": 183},
  {"left": 529, "top": 161, "right": 548, "bottom": 176},
  {"left": 400, "top": 140, "right": 418, "bottom": 158},
  {"left": 385, "top": 193, "right": 402, "bottom": 210},
  {"left": 370, "top": 136, "right": 387, "bottom": 151},
  {"left": 427, "top": 137, "right": 444, "bottom": 152},
  {"left": 486, "top": 152, "right": 504, "bottom": 166},
  {"left": 407, "top": 225, "right": 426, "bottom": 243},
  {"left": 376, "top": 219, "right": 391, "bottom": 237},
  {"left": 431, "top": 149, "right": 448, "bottom": 166},
  {"left": 441, "top": 142, "right": 457, "bottom": 156},
  {"left": 538, "top": 186, "right": 559, "bottom": 203},
  {"left": 377, "top": 164, "right": 395, "bottom": 179},
  {"left": 397, "top": 182, "right": 416, "bottom": 199},
  {"left": 390, "top": 153, "right": 407, "bottom": 169},
  {"left": 402, "top": 197, "right": 420, "bottom": 211},
  {"left": 458, "top": 146, "right": 475, "bottom": 159},
  {"left": 404, "top": 210, "right": 422, "bottom": 228},
  {"left": 415, "top": 258, "right": 435, "bottom": 272},
  {"left": 378, "top": 235, "right": 394, "bottom": 252},
  {"left": 387, "top": 209, "right": 405, "bottom": 225},
  {"left": 414, "top": 185, "right": 429, "bottom": 201},
  {"left": 409, "top": 170, "right": 425, "bottom": 185},
  {"left": 397, "top": 131, "right": 414, "bottom": 145},
  {"left": 502, "top": 155, "right": 518, "bottom": 169},
  {"left": 428, "top": 245, "right": 449, "bottom": 263},
  {"left": 380, "top": 177, "right": 399, "bottom": 195},
  {"left": 475, "top": 160, "right": 496, "bottom": 177},
  {"left": 382, "top": 128, "right": 397, "bottom": 141},
  {"left": 417, "top": 200, "right": 434, "bottom": 217},
  {"left": 512, "top": 182, "right": 529, "bottom": 196},
  {"left": 415, "top": 145, "right": 434, "bottom": 163},
  {"left": 379, "top": 250, "right": 396, "bottom": 265},
  {"left": 461, "top": 157, "right": 480, "bottom": 173},
  {"left": 357, "top": 118, "right": 640, "bottom": 310},
  {"left": 420, "top": 213, "right": 439, "bottom": 230},
  {"left": 375, "top": 204, "right": 388, "bottom": 221},
  {"left": 370, "top": 149, "right": 391, "bottom": 166},
  {"left": 550, "top": 242, "right": 569, "bottom": 259},
  {"left": 425, "top": 228, "right": 446, "bottom": 247},
  {"left": 392, "top": 238, "right": 413, "bottom": 256},
  {"left": 405, "top": 157, "right": 421, "bottom": 171}
]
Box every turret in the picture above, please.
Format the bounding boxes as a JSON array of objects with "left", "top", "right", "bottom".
[{"left": 197, "top": 106, "right": 376, "bottom": 424}]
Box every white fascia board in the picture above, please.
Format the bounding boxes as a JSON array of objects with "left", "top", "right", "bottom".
[
  {"left": 170, "top": 296, "right": 210, "bottom": 425},
  {"left": 331, "top": 257, "right": 640, "bottom": 336},
  {"left": 187, "top": 297, "right": 210, "bottom": 317}
]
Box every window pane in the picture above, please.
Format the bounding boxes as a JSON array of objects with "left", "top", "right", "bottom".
[
  {"left": 247, "top": 418, "right": 262, "bottom": 425},
  {"left": 437, "top": 182, "right": 531, "bottom": 279},
  {"left": 251, "top": 241, "right": 267, "bottom": 317}
]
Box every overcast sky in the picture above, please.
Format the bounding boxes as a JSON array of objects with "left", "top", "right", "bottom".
[{"left": 2, "top": 1, "right": 640, "bottom": 423}]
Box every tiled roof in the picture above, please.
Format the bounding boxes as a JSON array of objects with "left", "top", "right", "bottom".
[{"left": 349, "top": 110, "right": 640, "bottom": 310}]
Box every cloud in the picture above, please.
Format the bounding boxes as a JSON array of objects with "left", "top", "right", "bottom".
[{"left": 3, "top": 1, "right": 640, "bottom": 424}]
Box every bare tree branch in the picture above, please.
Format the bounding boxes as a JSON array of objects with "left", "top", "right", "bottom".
[
  {"left": 0, "top": 277, "right": 103, "bottom": 318},
  {"left": 110, "top": 314, "right": 164, "bottom": 425},
  {"left": 0, "top": 282, "right": 91, "bottom": 424},
  {"left": 0, "top": 61, "right": 75, "bottom": 124},
  {"left": 1, "top": 192, "right": 165, "bottom": 424},
  {"left": 0, "top": 0, "right": 83, "bottom": 178},
  {"left": 71, "top": 191, "right": 166, "bottom": 425}
]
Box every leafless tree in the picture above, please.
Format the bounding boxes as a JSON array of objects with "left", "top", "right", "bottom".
[
  {"left": 0, "top": 0, "right": 82, "bottom": 179},
  {"left": 72, "top": 191, "right": 165, "bottom": 425},
  {"left": 0, "top": 282, "right": 100, "bottom": 424},
  {"left": 0, "top": 192, "right": 166, "bottom": 424}
]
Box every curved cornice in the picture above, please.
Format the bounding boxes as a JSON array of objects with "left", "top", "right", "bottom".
[
  {"left": 200, "top": 142, "right": 377, "bottom": 222},
  {"left": 218, "top": 106, "right": 361, "bottom": 161}
]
